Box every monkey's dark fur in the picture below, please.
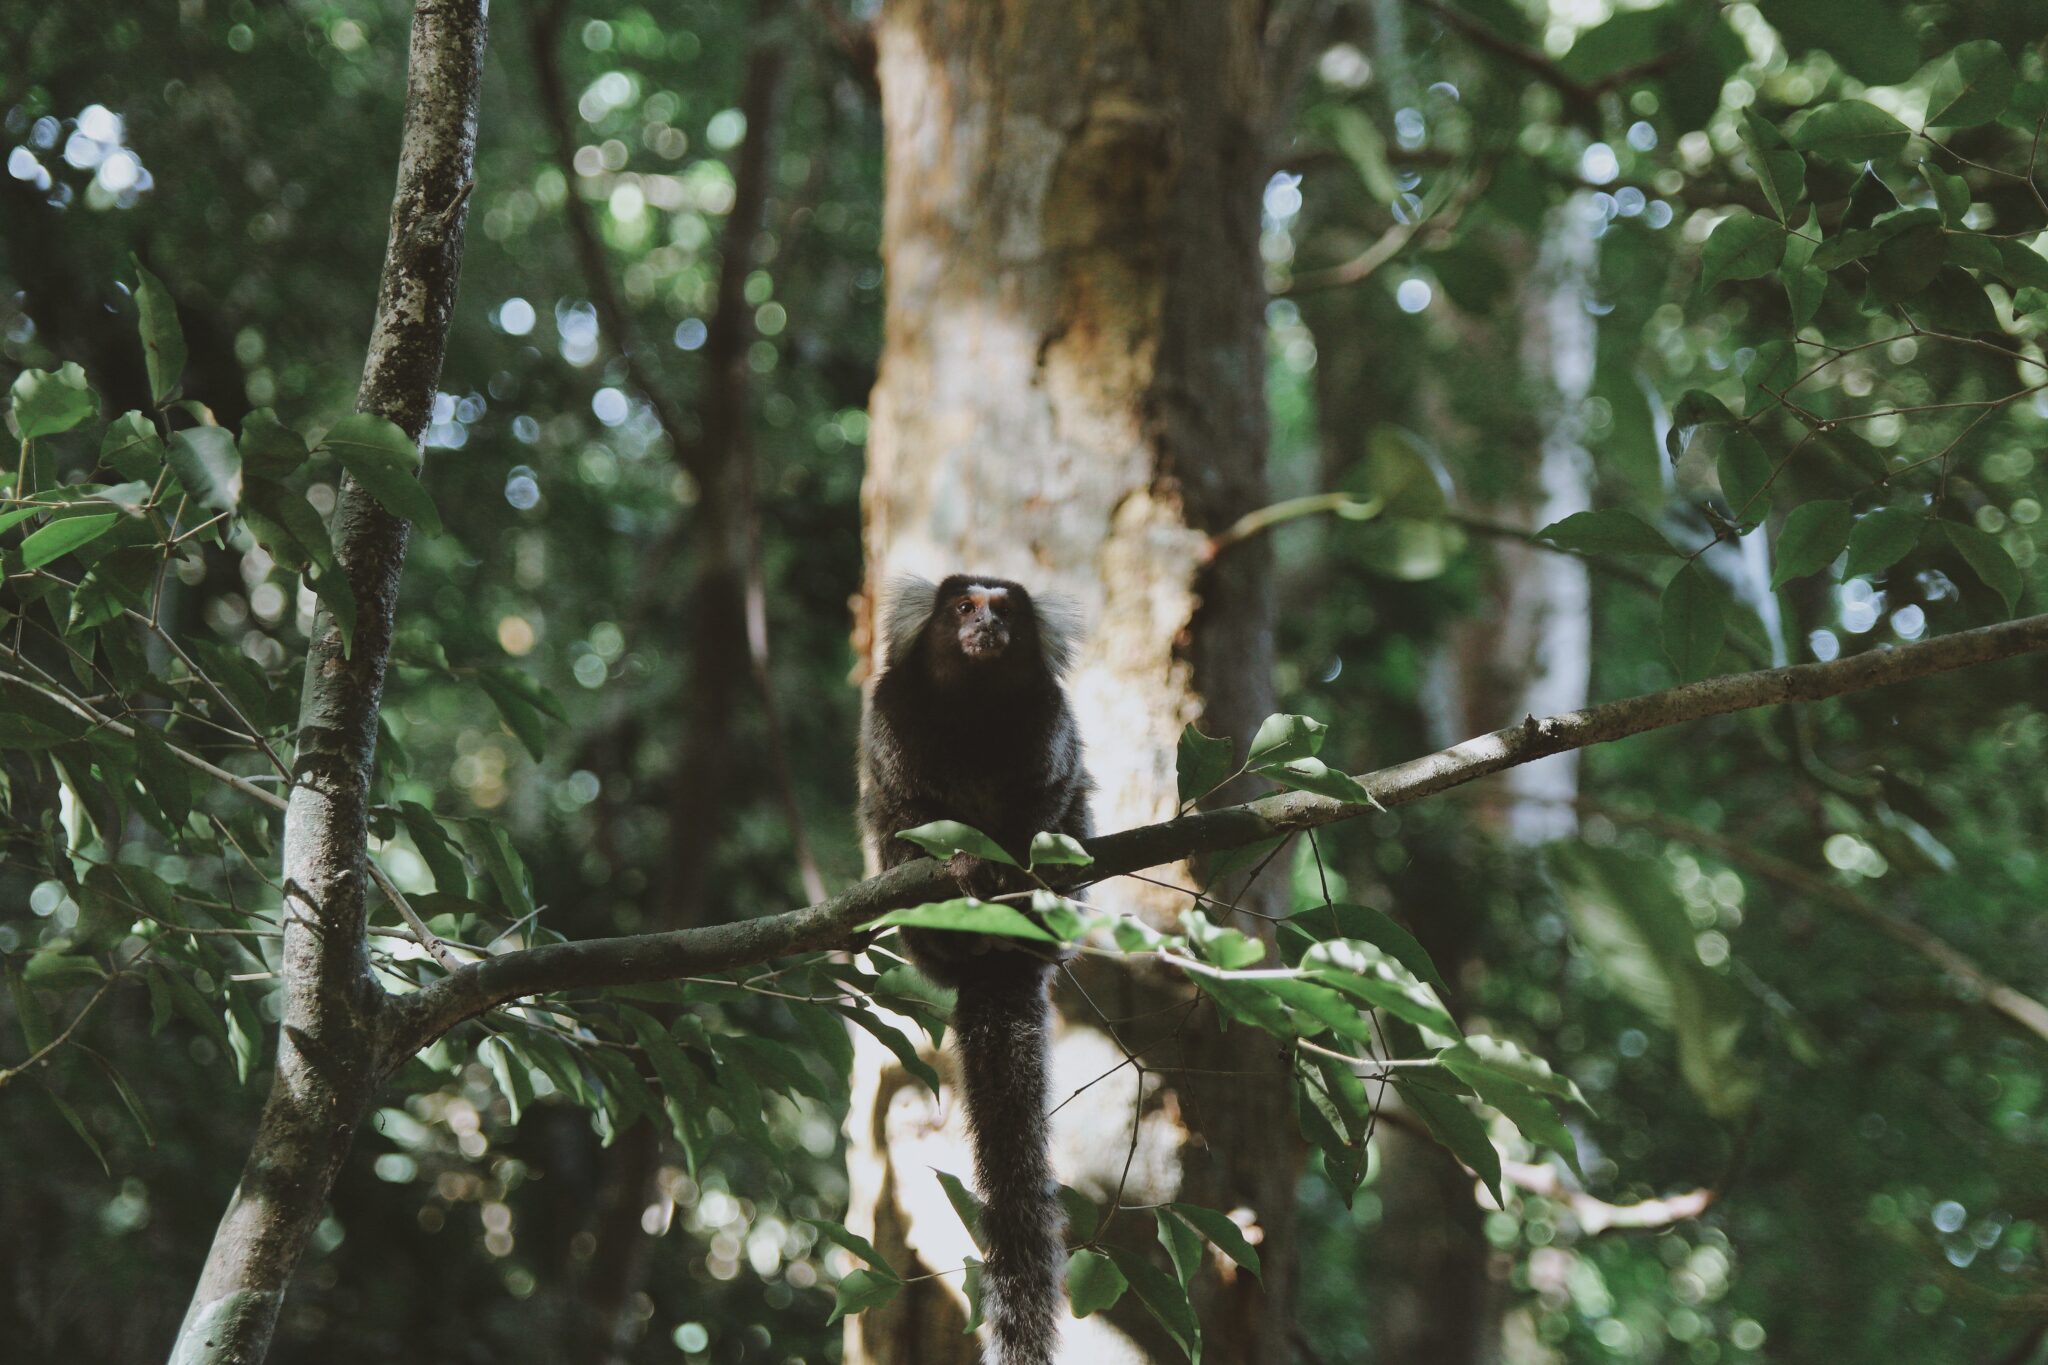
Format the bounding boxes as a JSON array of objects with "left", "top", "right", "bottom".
[{"left": 859, "top": 574, "right": 1090, "bottom": 1365}]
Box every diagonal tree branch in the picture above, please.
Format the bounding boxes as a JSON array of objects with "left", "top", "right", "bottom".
[
  {"left": 1586, "top": 801, "right": 2048, "bottom": 1046},
  {"left": 381, "top": 610, "right": 2048, "bottom": 1063}
]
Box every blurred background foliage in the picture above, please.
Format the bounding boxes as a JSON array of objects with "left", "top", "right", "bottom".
[{"left": 2, "top": 0, "right": 2046, "bottom": 1362}]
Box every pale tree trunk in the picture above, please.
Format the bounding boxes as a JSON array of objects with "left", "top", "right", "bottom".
[
  {"left": 845, "top": 1, "right": 1290, "bottom": 1361},
  {"left": 169, "top": 3, "right": 486, "bottom": 1360},
  {"left": 1375, "top": 197, "right": 1598, "bottom": 1365}
]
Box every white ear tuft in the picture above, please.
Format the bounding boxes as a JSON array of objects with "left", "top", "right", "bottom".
[
  {"left": 879, "top": 575, "right": 938, "bottom": 667},
  {"left": 1033, "top": 591, "right": 1083, "bottom": 676}
]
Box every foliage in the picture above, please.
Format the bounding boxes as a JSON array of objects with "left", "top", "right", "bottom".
[{"left": 2, "top": 1, "right": 2046, "bottom": 1363}]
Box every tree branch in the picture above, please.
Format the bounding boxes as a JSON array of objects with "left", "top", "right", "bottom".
[
  {"left": 382, "top": 610, "right": 2048, "bottom": 1062},
  {"left": 1586, "top": 801, "right": 2048, "bottom": 1047}
]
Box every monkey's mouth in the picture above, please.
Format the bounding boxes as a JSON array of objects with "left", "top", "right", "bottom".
[{"left": 958, "top": 629, "right": 1009, "bottom": 659}]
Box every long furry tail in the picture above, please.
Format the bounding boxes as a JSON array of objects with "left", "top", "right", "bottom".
[{"left": 952, "top": 961, "right": 1064, "bottom": 1365}]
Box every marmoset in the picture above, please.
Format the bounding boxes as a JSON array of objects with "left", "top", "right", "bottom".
[{"left": 858, "top": 573, "right": 1091, "bottom": 1365}]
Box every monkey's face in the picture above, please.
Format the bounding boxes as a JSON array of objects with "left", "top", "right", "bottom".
[{"left": 946, "top": 584, "right": 1017, "bottom": 662}]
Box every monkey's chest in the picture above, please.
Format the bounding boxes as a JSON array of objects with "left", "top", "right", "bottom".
[{"left": 902, "top": 734, "right": 1048, "bottom": 833}]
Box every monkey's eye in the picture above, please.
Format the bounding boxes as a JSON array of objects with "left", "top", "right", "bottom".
[{"left": 956, "top": 601, "right": 974, "bottom": 616}]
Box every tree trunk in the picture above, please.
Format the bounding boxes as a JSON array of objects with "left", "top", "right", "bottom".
[
  {"left": 1371, "top": 198, "right": 1598, "bottom": 1365},
  {"left": 848, "top": 2, "right": 1290, "bottom": 1360},
  {"left": 169, "top": 3, "right": 487, "bottom": 1360}
]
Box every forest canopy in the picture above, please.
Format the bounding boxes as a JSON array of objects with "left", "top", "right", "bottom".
[{"left": 2, "top": 2, "right": 2046, "bottom": 1364}]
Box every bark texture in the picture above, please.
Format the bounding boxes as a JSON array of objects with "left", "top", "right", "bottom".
[
  {"left": 847, "top": 2, "right": 1289, "bottom": 1359},
  {"left": 170, "top": 3, "right": 486, "bottom": 1360}
]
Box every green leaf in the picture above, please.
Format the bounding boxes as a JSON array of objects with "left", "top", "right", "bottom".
[
  {"left": 1717, "top": 432, "right": 1775, "bottom": 527},
  {"left": 456, "top": 819, "right": 536, "bottom": 919},
  {"left": 1790, "top": 101, "right": 1910, "bottom": 163},
  {"left": 166, "top": 426, "right": 243, "bottom": 512},
  {"left": 1808, "top": 226, "right": 1886, "bottom": 271},
  {"left": 935, "top": 1169, "right": 987, "bottom": 1251},
  {"left": 92, "top": 481, "right": 153, "bottom": 514},
  {"left": 1297, "top": 1067, "right": 1365, "bottom": 1198},
  {"left": 1441, "top": 1039, "right": 1581, "bottom": 1170},
  {"left": 1781, "top": 207, "right": 1820, "bottom": 272},
  {"left": 19, "top": 514, "right": 120, "bottom": 571},
  {"left": 1302, "top": 939, "right": 1459, "bottom": 1038},
  {"left": 1868, "top": 223, "right": 1947, "bottom": 303},
  {"left": 1738, "top": 107, "right": 1784, "bottom": 151},
  {"left": 1027, "top": 831, "right": 1093, "bottom": 868},
  {"left": 807, "top": 1218, "right": 892, "bottom": 1273},
  {"left": 1066, "top": 1248, "right": 1129, "bottom": 1317},
  {"left": 1105, "top": 1245, "right": 1202, "bottom": 1363},
  {"left": 1923, "top": 40, "right": 2014, "bottom": 128},
  {"left": 826, "top": 1268, "right": 903, "bottom": 1324},
  {"left": 1943, "top": 521, "right": 2021, "bottom": 613},
  {"left": 863, "top": 899, "right": 1058, "bottom": 943},
  {"left": 1905, "top": 267, "right": 2001, "bottom": 336},
  {"left": 1029, "top": 889, "right": 1086, "bottom": 942},
  {"left": 1740, "top": 341, "right": 1798, "bottom": 419},
  {"left": 1922, "top": 162, "right": 1971, "bottom": 226},
  {"left": 476, "top": 1034, "right": 532, "bottom": 1123},
  {"left": 42, "top": 1085, "right": 111, "bottom": 1177},
  {"left": 833, "top": 1004, "right": 943, "bottom": 1097},
  {"left": 1249, "top": 977, "right": 1376, "bottom": 1044},
  {"left": 241, "top": 477, "right": 334, "bottom": 575},
  {"left": 1760, "top": 0, "right": 1917, "bottom": 85},
  {"left": 1945, "top": 231, "right": 2003, "bottom": 274},
  {"left": 1246, "top": 713, "right": 1327, "bottom": 766},
  {"left": 894, "top": 820, "right": 1019, "bottom": 867},
  {"left": 1183, "top": 908, "right": 1270, "bottom": 970},
  {"left": 1460, "top": 1072, "right": 1580, "bottom": 1176},
  {"left": 100, "top": 411, "right": 165, "bottom": 480},
  {"left": 1844, "top": 507, "right": 1924, "bottom": 579},
  {"left": 1536, "top": 508, "right": 1677, "bottom": 558},
  {"left": 132, "top": 257, "right": 187, "bottom": 406},
  {"left": 1176, "top": 724, "right": 1236, "bottom": 807},
  {"left": 1701, "top": 210, "right": 1787, "bottom": 288},
  {"left": 1156, "top": 1207, "right": 1205, "bottom": 1291},
  {"left": 1660, "top": 564, "right": 1726, "bottom": 681},
  {"left": 1440, "top": 1034, "right": 1587, "bottom": 1110},
  {"left": 24, "top": 945, "right": 105, "bottom": 986},
  {"left": 1283, "top": 902, "right": 1449, "bottom": 998},
  {"left": 1360, "top": 425, "right": 1446, "bottom": 518},
  {"left": 1666, "top": 389, "right": 1736, "bottom": 460},
  {"left": 238, "top": 408, "right": 310, "bottom": 480},
  {"left": 1771, "top": 499, "right": 1852, "bottom": 587},
  {"left": 11, "top": 363, "right": 97, "bottom": 439},
  {"left": 319, "top": 412, "right": 441, "bottom": 535},
  {"left": 478, "top": 666, "right": 566, "bottom": 762},
  {"left": 1395, "top": 1075, "right": 1501, "bottom": 1207},
  {"left": 86, "top": 1051, "right": 159, "bottom": 1148},
  {"left": 1546, "top": 845, "right": 1757, "bottom": 1117},
  {"left": 1168, "top": 1203, "right": 1262, "bottom": 1279},
  {"left": 1753, "top": 149, "right": 1806, "bottom": 223},
  {"left": 1191, "top": 973, "right": 1296, "bottom": 1034},
  {"left": 1992, "top": 238, "right": 2048, "bottom": 292},
  {"left": 961, "top": 1258, "right": 985, "bottom": 1335},
  {"left": 1260, "top": 756, "right": 1380, "bottom": 809},
  {"left": 6, "top": 962, "right": 52, "bottom": 1052}
]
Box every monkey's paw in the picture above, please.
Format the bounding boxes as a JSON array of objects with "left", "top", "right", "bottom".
[{"left": 946, "top": 852, "right": 1009, "bottom": 902}]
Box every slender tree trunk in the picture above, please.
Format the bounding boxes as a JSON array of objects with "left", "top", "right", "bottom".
[
  {"left": 530, "top": 6, "right": 795, "bottom": 1357},
  {"left": 169, "top": 3, "right": 486, "bottom": 1360},
  {"left": 847, "top": 2, "right": 1290, "bottom": 1360},
  {"left": 1372, "top": 198, "right": 1598, "bottom": 1365}
]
